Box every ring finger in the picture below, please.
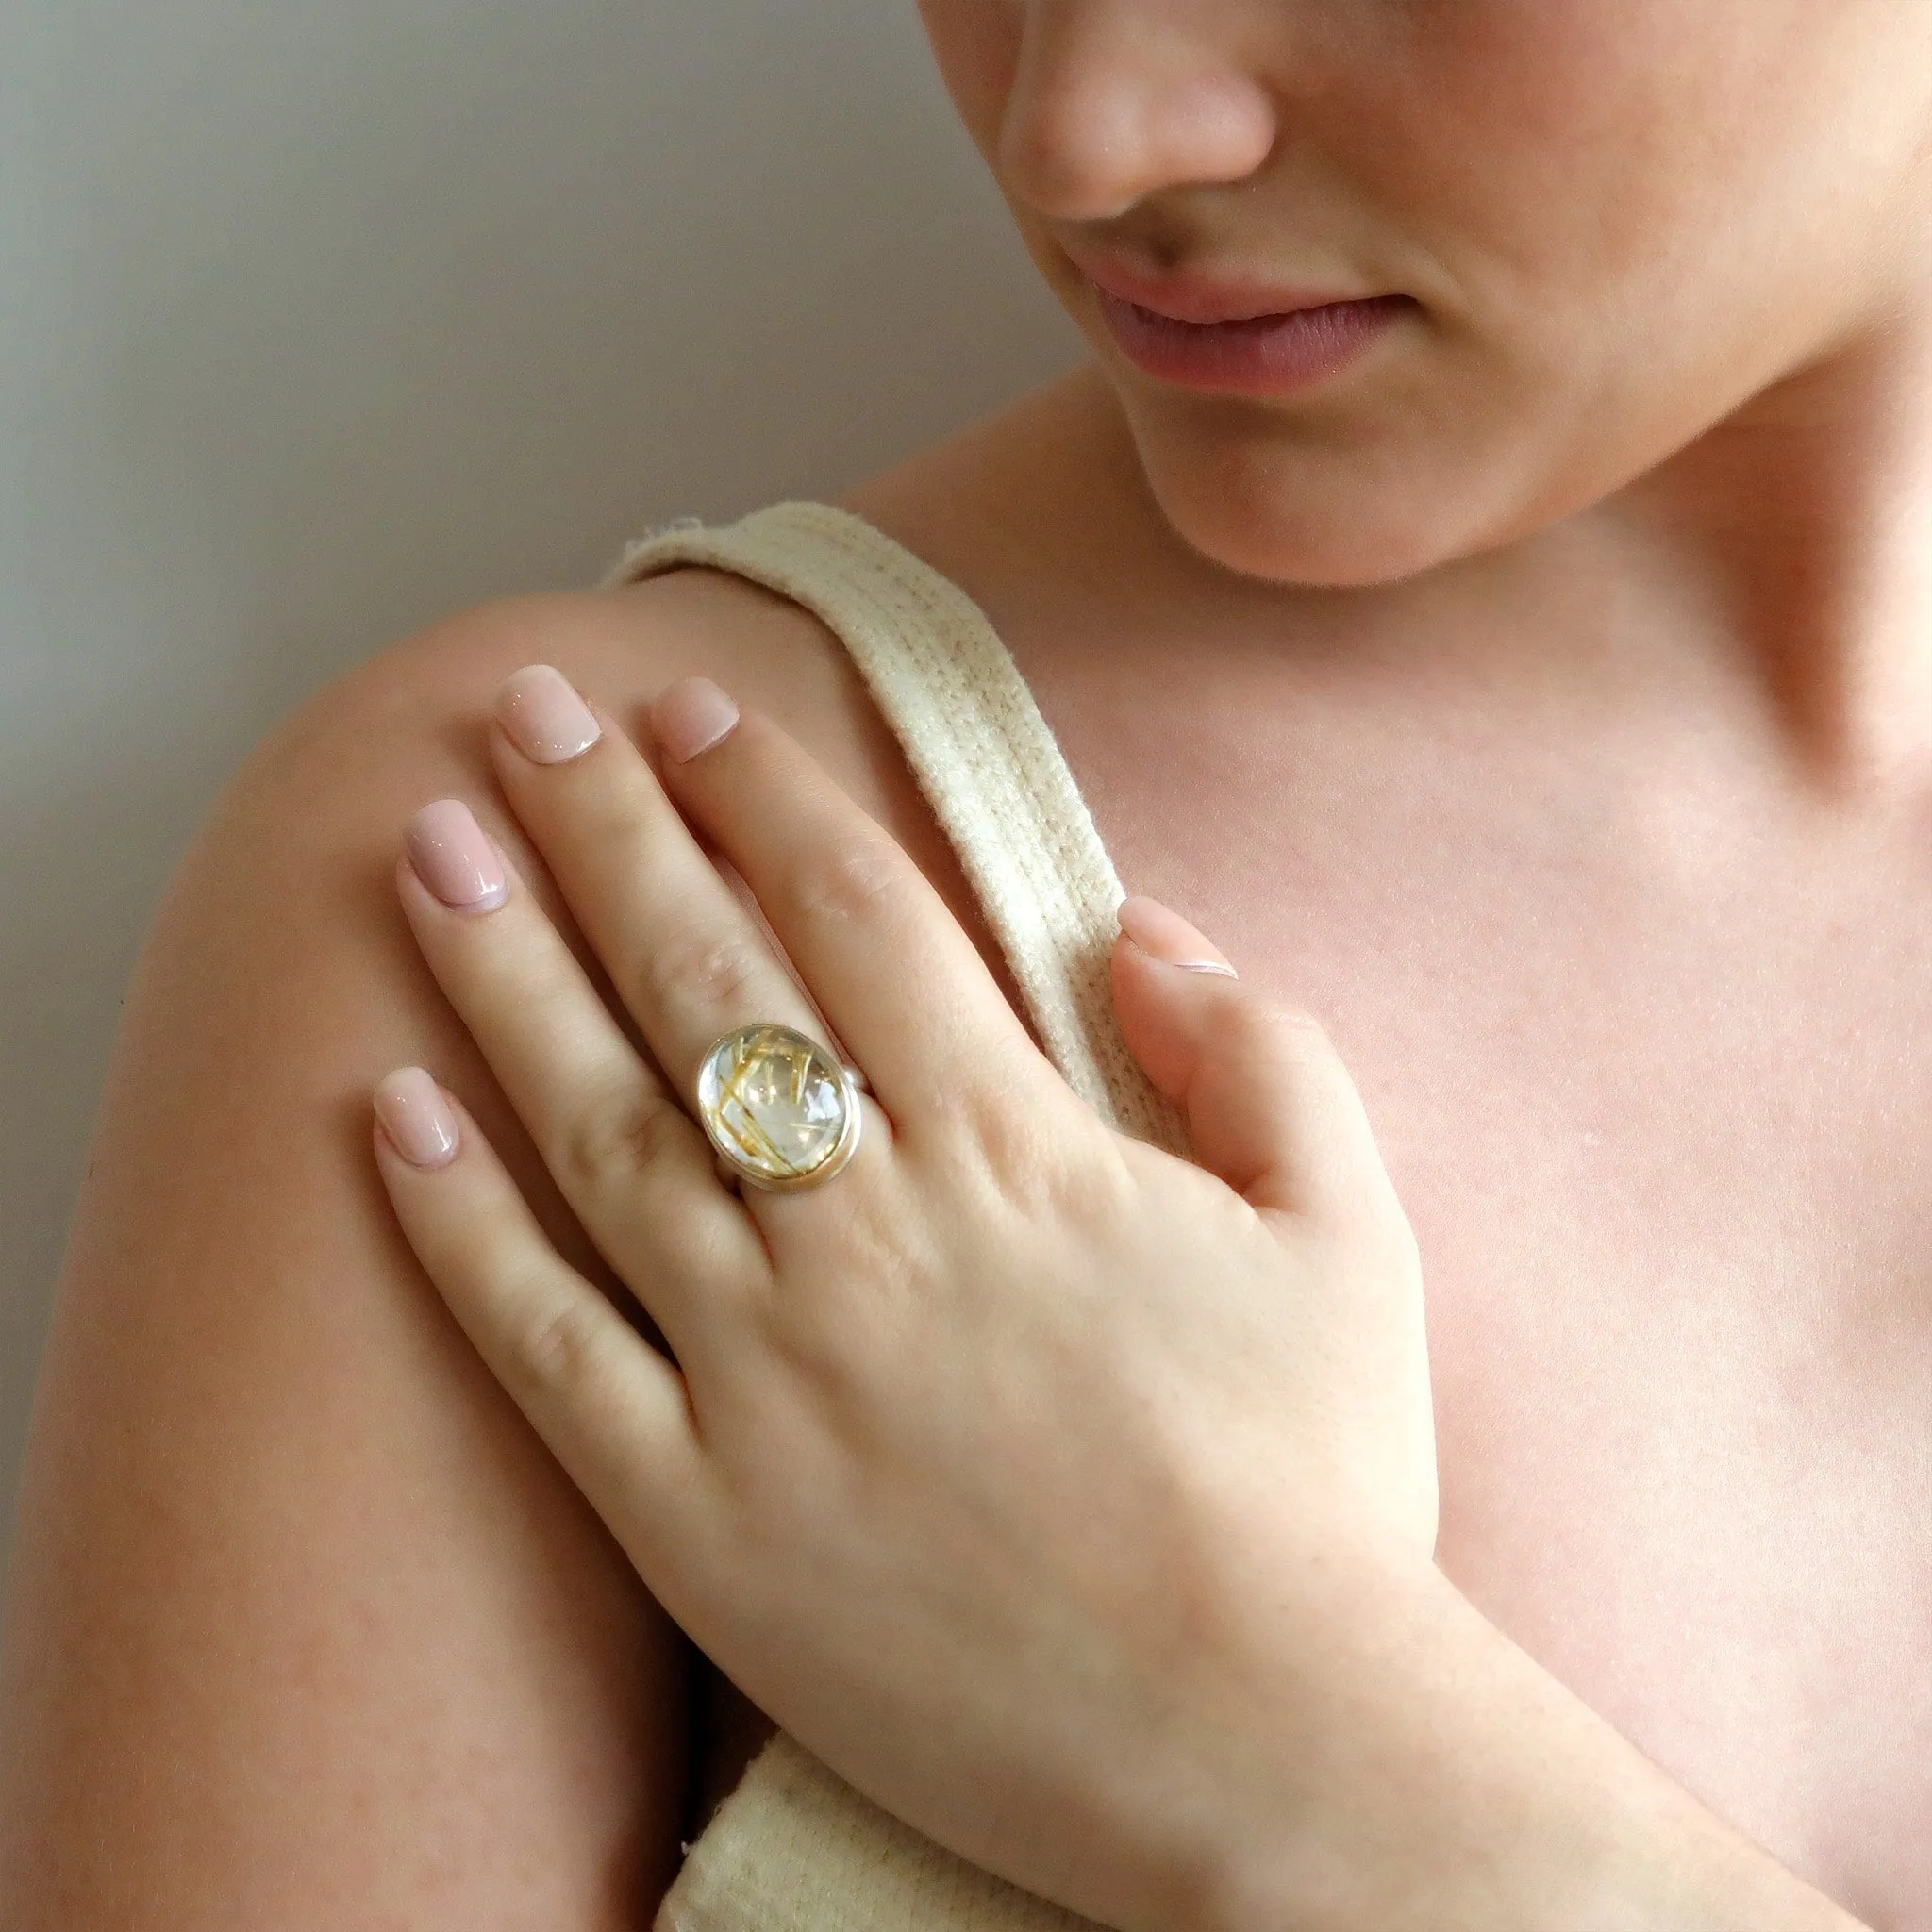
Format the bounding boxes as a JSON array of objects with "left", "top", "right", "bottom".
[{"left": 484, "top": 663, "right": 891, "bottom": 1180}]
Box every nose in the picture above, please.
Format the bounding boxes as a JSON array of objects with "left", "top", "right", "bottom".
[{"left": 998, "top": 2, "right": 1278, "bottom": 222}]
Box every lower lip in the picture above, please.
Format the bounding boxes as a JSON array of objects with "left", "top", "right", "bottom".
[{"left": 1092, "top": 287, "right": 1412, "bottom": 396}]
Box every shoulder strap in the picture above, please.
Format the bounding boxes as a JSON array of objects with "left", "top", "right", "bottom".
[{"left": 605, "top": 501, "right": 1190, "bottom": 1158}]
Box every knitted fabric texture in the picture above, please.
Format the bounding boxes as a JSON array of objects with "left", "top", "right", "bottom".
[{"left": 602, "top": 501, "right": 1192, "bottom": 1928}]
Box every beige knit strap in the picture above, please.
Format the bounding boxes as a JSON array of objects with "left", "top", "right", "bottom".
[
  {"left": 605, "top": 500, "right": 1190, "bottom": 1157},
  {"left": 658, "top": 1730, "right": 1097, "bottom": 1932}
]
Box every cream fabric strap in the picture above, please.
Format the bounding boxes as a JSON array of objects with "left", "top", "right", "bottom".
[{"left": 601, "top": 500, "right": 1191, "bottom": 1929}]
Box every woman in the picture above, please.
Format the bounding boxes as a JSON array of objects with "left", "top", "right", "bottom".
[{"left": 3, "top": 0, "right": 1926, "bottom": 1924}]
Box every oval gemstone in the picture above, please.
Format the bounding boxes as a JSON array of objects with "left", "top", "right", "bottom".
[{"left": 695, "top": 1024, "right": 856, "bottom": 1187}]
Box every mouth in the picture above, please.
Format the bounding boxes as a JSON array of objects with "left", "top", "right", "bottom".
[
  {"left": 1090, "top": 284, "right": 1417, "bottom": 397},
  {"left": 1074, "top": 250, "right": 1376, "bottom": 325},
  {"left": 1069, "top": 249, "right": 1417, "bottom": 397}
]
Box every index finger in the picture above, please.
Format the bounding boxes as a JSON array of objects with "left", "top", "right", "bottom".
[{"left": 647, "top": 679, "right": 1063, "bottom": 1129}]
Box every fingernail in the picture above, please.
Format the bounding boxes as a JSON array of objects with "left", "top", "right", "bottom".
[
  {"left": 653, "top": 676, "right": 740, "bottom": 763},
  {"left": 374, "top": 1067, "right": 460, "bottom": 1168},
  {"left": 405, "top": 799, "right": 508, "bottom": 911},
  {"left": 495, "top": 663, "right": 602, "bottom": 764},
  {"left": 1117, "top": 894, "right": 1238, "bottom": 977}
]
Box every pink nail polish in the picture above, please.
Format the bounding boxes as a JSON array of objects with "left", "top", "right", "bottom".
[
  {"left": 374, "top": 1067, "right": 460, "bottom": 1168},
  {"left": 653, "top": 675, "right": 740, "bottom": 763},
  {"left": 496, "top": 664, "right": 602, "bottom": 765},
  {"left": 1117, "top": 894, "right": 1238, "bottom": 976},
  {"left": 406, "top": 800, "right": 508, "bottom": 911}
]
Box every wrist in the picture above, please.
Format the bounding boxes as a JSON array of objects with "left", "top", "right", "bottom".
[{"left": 1191, "top": 1564, "right": 1863, "bottom": 1932}]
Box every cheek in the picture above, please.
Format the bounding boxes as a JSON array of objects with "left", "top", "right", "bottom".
[
  {"left": 918, "top": 0, "right": 1918, "bottom": 585},
  {"left": 1096, "top": 31, "right": 1674, "bottom": 583},
  {"left": 915, "top": 0, "right": 1024, "bottom": 167},
  {"left": 1128, "top": 3, "right": 1911, "bottom": 585}
]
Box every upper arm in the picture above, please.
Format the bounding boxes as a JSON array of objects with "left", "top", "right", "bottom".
[
  {"left": 0, "top": 558, "right": 1014, "bottom": 1927},
  {"left": 0, "top": 588, "right": 729, "bottom": 1929}
]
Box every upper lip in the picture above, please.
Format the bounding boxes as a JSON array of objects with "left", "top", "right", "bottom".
[{"left": 1071, "top": 248, "right": 1377, "bottom": 325}]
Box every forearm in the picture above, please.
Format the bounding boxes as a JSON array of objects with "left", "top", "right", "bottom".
[{"left": 1193, "top": 1567, "right": 1865, "bottom": 1932}]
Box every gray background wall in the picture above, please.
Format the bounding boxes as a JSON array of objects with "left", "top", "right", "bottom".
[{"left": 0, "top": 1, "right": 1081, "bottom": 1583}]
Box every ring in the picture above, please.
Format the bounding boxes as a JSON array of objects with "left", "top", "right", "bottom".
[{"left": 694, "top": 1022, "right": 864, "bottom": 1192}]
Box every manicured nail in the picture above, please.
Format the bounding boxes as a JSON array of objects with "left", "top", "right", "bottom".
[
  {"left": 495, "top": 663, "right": 602, "bottom": 764},
  {"left": 653, "top": 676, "right": 740, "bottom": 763},
  {"left": 405, "top": 799, "right": 508, "bottom": 911},
  {"left": 374, "top": 1067, "right": 460, "bottom": 1168},
  {"left": 1117, "top": 894, "right": 1238, "bottom": 976}
]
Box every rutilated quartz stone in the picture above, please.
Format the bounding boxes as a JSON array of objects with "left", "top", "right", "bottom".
[{"left": 695, "top": 1024, "right": 859, "bottom": 1189}]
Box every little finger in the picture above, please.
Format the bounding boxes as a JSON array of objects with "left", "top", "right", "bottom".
[
  {"left": 371, "top": 1067, "right": 708, "bottom": 1577},
  {"left": 398, "top": 800, "right": 770, "bottom": 1342}
]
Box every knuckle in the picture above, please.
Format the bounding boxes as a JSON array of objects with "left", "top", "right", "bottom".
[
  {"left": 506, "top": 1288, "right": 606, "bottom": 1395},
  {"left": 1253, "top": 993, "right": 1332, "bottom": 1048},
  {"left": 557, "top": 1086, "right": 693, "bottom": 1191},
  {"left": 630, "top": 1091, "right": 704, "bottom": 1174},
  {"left": 755, "top": 1251, "right": 916, "bottom": 1442},
  {"left": 1234, "top": 994, "right": 1336, "bottom": 1074},
  {"left": 935, "top": 1071, "right": 1115, "bottom": 1218},
  {"left": 904, "top": 1061, "right": 1021, "bottom": 1160},
  {"left": 759, "top": 1294, "right": 872, "bottom": 1409},
  {"left": 789, "top": 835, "right": 906, "bottom": 931},
  {"left": 636, "top": 921, "right": 768, "bottom": 1014},
  {"left": 958, "top": 1088, "right": 1061, "bottom": 1191}
]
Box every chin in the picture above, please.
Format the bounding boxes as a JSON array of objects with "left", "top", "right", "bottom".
[
  {"left": 1114, "top": 387, "right": 1541, "bottom": 590},
  {"left": 1160, "top": 488, "right": 1443, "bottom": 588},
  {"left": 1105, "top": 340, "right": 1584, "bottom": 583}
]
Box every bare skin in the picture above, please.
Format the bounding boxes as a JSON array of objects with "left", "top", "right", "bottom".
[
  {"left": 6, "top": 0, "right": 1932, "bottom": 1924},
  {"left": 4, "top": 374, "right": 1928, "bottom": 1921},
  {"left": 684, "top": 362, "right": 1932, "bottom": 1923},
  {"left": 836, "top": 370, "right": 1932, "bottom": 1920}
]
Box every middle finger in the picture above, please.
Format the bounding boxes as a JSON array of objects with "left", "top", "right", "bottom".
[{"left": 488, "top": 663, "right": 864, "bottom": 1122}]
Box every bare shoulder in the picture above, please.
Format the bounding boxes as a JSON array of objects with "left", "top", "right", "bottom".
[
  {"left": 239, "top": 569, "right": 892, "bottom": 858},
  {"left": 0, "top": 567, "right": 961, "bottom": 1926},
  {"left": 231, "top": 562, "right": 1004, "bottom": 958}
]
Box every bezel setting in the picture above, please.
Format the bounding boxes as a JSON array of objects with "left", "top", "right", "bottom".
[{"left": 693, "top": 1022, "right": 863, "bottom": 1193}]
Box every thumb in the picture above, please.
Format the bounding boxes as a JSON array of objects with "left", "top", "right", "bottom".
[{"left": 1110, "top": 894, "right": 1404, "bottom": 1228}]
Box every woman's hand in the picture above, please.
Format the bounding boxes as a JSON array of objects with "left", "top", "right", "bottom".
[{"left": 370, "top": 662, "right": 1441, "bottom": 1929}]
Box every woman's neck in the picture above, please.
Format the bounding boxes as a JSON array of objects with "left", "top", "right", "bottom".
[
  {"left": 1604, "top": 300, "right": 1932, "bottom": 802},
  {"left": 1041, "top": 298, "right": 1932, "bottom": 811},
  {"left": 864, "top": 333, "right": 1932, "bottom": 812}
]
